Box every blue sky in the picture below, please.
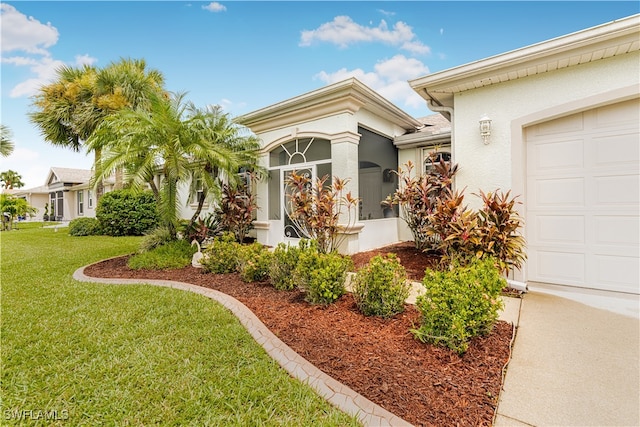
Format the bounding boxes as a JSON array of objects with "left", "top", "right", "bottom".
[{"left": 1, "top": 1, "right": 638, "bottom": 189}]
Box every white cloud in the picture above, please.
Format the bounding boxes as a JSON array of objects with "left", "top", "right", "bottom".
[
  {"left": 440, "top": 28, "right": 444, "bottom": 36},
  {"left": 1, "top": 5, "right": 99, "bottom": 98},
  {"left": 0, "top": 147, "right": 44, "bottom": 188},
  {"left": 9, "top": 56, "right": 66, "bottom": 98},
  {"left": 0, "top": 3, "right": 59, "bottom": 54},
  {"left": 202, "top": 2, "right": 226, "bottom": 12},
  {"left": 215, "top": 99, "right": 247, "bottom": 115},
  {"left": 74, "top": 54, "right": 98, "bottom": 67},
  {"left": 300, "top": 16, "right": 430, "bottom": 55},
  {"left": 377, "top": 9, "right": 396, "bottom": 17},
  {"left": 314, "top": 55, "right": 429, "bottom": 111},
  {"left": 1, "top": 56, "right": 39, "bottom": 66}
]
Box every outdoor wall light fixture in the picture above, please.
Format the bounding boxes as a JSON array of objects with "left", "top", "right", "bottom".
[{"left": 479, "top": 114, "right": 492, "bottom": 145}]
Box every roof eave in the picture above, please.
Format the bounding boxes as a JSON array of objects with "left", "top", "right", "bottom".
[
  {"left": 410, "top": 14, "right": 640, "bottom": 106},
  {"left": 238, "top": 78, "right": 422, "bottom": 133}
]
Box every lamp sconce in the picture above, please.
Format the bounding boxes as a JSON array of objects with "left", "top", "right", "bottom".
[{"left": 479, "top": 114, "right": 492, "bottom": 145}]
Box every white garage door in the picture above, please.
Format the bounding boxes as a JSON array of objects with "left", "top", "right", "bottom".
[{"left": 526, "top": 99, "right": 640, "bottom": 294}]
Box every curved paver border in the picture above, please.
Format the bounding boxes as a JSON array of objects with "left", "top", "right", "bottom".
[{"left": 73, "top": 263, "right": 413, "bottom": 427}]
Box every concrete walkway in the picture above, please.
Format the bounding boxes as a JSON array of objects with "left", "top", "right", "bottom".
[{"left": 495, "top": 292, "right": 640, "bottom": 426}]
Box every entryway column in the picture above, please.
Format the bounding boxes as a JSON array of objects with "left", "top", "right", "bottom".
[{"left": 331, "top": 131, "right": 363, "bottom": 254}]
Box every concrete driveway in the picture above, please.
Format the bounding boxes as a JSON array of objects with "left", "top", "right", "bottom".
[{"left": 495, "top": 291, "right": 640, "bottom": 426}]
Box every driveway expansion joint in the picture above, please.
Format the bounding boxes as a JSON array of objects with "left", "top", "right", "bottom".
[{"left": 73, "top": 263, "right": 414, "bottom": 427}]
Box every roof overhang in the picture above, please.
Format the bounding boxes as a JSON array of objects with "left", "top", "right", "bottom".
[
  {"left": 410, "top": 14, "right": 640, "bottom": 108},
  {"left": 394, "top": 130, "right": 451, "bottom": 149},
  {"left": 238, "top": 77, "right": 423, "bottom": 134}
]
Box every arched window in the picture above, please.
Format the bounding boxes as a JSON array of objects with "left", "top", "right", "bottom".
[{"left": 267, "top": 138, "right": 332, "bottom": 232}]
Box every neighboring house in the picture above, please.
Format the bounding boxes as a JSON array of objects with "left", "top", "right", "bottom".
[
  {"left": 14, "top": 166, "right": 213, "bottom": 223},
  {"left": 238, "top": 14, "right": 638, "bottom": 297},
  {"left": 6, "top": 185, "right": 48, "bottom": 220},
  {"left": 13, "top": 167, "right": 112, "bottom": 221},
  {"left": 44, "top": 167, "right": 94, "bottom": 221},
  {"left": 409, "top": 14, "right": 639, "bottom": 294}
]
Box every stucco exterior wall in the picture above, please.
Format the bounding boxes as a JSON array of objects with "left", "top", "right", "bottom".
[
  {"left": 452, "top": 53, "right": 640, "bottom": 209},
  {"left": 251, "top": 106, "right": 416, "bottom": 253}
]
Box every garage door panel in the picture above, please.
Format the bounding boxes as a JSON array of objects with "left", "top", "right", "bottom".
[
  {"left": 532, "top": 178, "right": 584, "bottom": 207},
  {"left": 593, "top": 99, "right": 640, "bottom": 129},
  {"left": 531, "top": 112, "right": 584, "bottom": 136},
  {"left": 594, "top": 215, "right": 640, "bottom": 247},
  {"left": 593, "top": 175, "right": 639, "bottom": 205},
  {"left": 593, "top": 132, "right": 640, "bottom": 168},
  {"left": 593, "top": 255, "right": 640, "bottom": 294},
  {"left": 531, "top": 250, "right": 585, "bottom": 284},
  {"left": 529, "top": 139, "right": 584, "bottom": 171},
  {"left": 535, "top": 215, "right": 584, "bottom": 244}
]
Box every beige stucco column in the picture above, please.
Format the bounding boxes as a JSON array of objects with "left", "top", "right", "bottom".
[{"left": 330, "top": 131, "right": 364, "bottom": 254}]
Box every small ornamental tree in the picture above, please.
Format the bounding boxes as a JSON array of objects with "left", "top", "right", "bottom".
[
  {"left": 285, "top": 172, "right": 359, "bottom": 253},
  {"left": 0, "top": 194, "right": 35, "bottom": 230}
]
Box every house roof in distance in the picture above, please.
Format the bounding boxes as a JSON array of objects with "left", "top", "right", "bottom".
[{"left": 47, "top": 167, "right": 92, "bottom": 185}]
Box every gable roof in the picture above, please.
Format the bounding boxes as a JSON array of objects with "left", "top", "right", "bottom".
[
  {"left": 238, "top": 77, "right": 423, "bottom": 134},
  {"left": 46, "top": 167, "right": 92, "bottom": 186},
  {"left": 410, "top": 14, "right": 640, "bottom": 108}
]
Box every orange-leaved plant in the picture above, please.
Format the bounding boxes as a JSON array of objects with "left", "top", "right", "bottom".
[{"left": 285, "top": 171, "right": 359, "bottom": 253}]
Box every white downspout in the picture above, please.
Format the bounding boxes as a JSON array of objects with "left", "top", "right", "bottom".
[{"left": 425, "top": 98, "right": 455, "bottom": 189}]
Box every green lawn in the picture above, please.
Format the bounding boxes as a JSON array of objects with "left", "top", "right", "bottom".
[{"left": 1, "top": 225, "right": 358, "bottom": 426}]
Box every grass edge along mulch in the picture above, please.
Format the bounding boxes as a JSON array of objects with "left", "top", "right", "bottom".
[
  {"left": 1, "top": 226, "right": 359, "bottom": 427},
  {"left": 85, "top": 253, "right": 516, "bottom": 427}
]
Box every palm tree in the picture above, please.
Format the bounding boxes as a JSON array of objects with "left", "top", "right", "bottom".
[
  {"left": 185, "top": 104, "right": 263, "bottom": 226},
  {"left": 0, "top": 170, "right": 25, "bottom": 189},
  {"left": 88, "top": 92, "right": 262, "bottom": 237},
  {"left": 0, "top": 125, "right": 15, "bottom": 157},
  {"left": 29, "top": 58, "right": 165, "bottom": 198}
]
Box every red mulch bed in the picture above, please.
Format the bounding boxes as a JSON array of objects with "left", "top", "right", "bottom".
[{"left": 83, "top": 242, "right": 513, "bottom": 427}]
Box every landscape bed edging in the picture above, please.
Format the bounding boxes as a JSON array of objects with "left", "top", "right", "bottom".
[{"left": 73, "top": 262, "right": 414, "bottom": 427}]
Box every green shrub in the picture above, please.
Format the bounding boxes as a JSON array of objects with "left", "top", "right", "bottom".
[
  {"left": 139, "top": 226, "right": 176, "bottom": 252},
  {"left": 237, "top": 243, "right": 273, "bottom": 283},
  {"left": 412, "top": 257, "right": 505, "bottom": 354},
  {"left": 128, "top": 239, "right": 196, "bottom": 270},
  {"left": 353, "top": 254, "right": 410, "bottom": 318},
  {"left": 200, "top": 232, "right": 241, "bottom": 274},
  {"left": 182, "top": 213, "right": 222, "bottom": 243},
  {"left": 68, "top": 217, "right": 101, "bottom": 236},
  {"left": 295, "top": 246, "right": 353, "bottom": 305},
  {"left": 269, "top": 240, "right": 312, "bottom": 291},
  {"left": 96, "top": 190, "right": 159, "bottom": 236}
]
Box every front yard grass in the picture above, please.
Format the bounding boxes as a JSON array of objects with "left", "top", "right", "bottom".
[{"left": 0, "top": 227, "right": 358, "bottom": 426}]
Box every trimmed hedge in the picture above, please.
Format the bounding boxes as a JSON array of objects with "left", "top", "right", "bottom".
[
  {"left": 68, "top": 217, "right": 101, "bottom": 236},
  {"left": 96, "top": 190, "right": 159, "bottom": 236}
]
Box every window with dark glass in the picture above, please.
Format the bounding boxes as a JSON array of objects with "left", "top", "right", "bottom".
[{"left": 357, "top": 127, "right": 398, "bottom": 220}]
